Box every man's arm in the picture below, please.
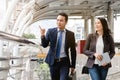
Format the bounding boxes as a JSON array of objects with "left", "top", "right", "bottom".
[
  {"left": 70, "top": 32, "right": 76, "bottom": 74},
  {"left": 39, "top": 26, "right": 49, "bottom": 47}
]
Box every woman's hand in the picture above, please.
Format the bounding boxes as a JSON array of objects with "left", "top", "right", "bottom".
[
  {"left": 94, "top": 53, "right": 103, "bottom": 61},
  {"left": 102, "top": 62, "right": 108, "bottom": 66}
]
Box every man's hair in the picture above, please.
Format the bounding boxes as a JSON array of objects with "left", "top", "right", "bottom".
[{"left": 58, "top": 12, "right": 68, "bottom": 22}]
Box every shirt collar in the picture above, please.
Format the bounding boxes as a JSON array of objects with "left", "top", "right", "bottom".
[{"left": 57, "top": 28, "right": 66, "bottom": 32}]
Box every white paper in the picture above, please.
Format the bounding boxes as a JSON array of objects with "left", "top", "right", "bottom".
[{"left": 97, "top": 52, "right": 111, "bottom": 66}]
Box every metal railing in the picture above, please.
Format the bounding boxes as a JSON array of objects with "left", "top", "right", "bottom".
[{"left": 0, "top": 31, "right": 41, "bottom": 80}]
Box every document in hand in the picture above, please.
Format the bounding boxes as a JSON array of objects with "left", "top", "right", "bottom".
[{"left": 97, "top": 52, "right": 111, "bottom": 66}]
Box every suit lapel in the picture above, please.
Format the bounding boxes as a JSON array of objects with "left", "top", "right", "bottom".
[
  {"left": 54, "top": 28, "right": 58, "bottom": 42},
  {"left": 65, "top": 30, "right": 69, "bottom": 48}
]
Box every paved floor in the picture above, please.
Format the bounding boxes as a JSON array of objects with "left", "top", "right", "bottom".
[
  {"left": 31, "top": 52, "right": 120, "bottom": 80},
  {"left": 76, "top": 53, "right": 120, "bottom": 80}
]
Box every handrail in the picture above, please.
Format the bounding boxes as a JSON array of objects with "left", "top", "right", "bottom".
[
  {"left": 0, "top": 31, "right": 39, "bottom": 47},
  {"left": 0, "top": 54, "right": 37, "bottom": 61}
]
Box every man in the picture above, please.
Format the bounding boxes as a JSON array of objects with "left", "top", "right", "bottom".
[{"left": 40, "top": 12, "right": 76, "bottom": 80}]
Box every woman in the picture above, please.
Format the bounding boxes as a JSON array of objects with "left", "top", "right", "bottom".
[{"left": 83, "top": 17, "right": 115, "bottom": 80}]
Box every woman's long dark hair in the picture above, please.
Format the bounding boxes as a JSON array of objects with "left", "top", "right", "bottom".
[
  {"left": 97, "top": 17, "right": 111, "bottom": 36},
  {"left": 97, "top": 17, "right": 112, "bottom": 43}
]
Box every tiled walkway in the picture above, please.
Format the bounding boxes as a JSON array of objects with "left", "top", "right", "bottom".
[
  {"left": 76, "top": 53, "right": 120, "bottom": 80},
  {"left": 31, "top": 53, "right": 120, "bottom": 80}
]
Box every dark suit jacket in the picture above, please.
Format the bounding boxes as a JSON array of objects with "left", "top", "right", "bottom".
[
  {"left": 83, "top": 33, "right": 115, "bottom": 68},
  {"left": 41, "top": 27, "right": 76, "bottom": 68}
]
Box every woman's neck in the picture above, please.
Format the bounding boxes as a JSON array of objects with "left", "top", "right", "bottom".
[{"left": 97, "top": 31, "right": 103, "bottom": 36}]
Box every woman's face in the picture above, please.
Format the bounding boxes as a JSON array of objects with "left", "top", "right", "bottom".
[{"left": 95, "top": 19, "right": 103, "bottom": 32}]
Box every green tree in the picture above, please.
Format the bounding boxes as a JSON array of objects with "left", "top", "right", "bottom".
[{"left": 22, "top": 33, "right": 36, "bottom": 39}]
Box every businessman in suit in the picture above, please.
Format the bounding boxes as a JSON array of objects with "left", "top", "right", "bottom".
[{"left": 40, "top": 12, "right": 76, "bottom": 80}]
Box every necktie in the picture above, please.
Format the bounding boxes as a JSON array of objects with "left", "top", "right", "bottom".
[{"left": 56, "top": 30, "right": 63, "bottom": 58}]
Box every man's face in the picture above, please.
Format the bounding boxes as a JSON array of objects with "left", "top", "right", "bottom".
[{"left": 57, "top": 15, "right": 67, "bottom": 30}]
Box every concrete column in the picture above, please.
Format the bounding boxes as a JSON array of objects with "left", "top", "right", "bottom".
[
  {"left": 0, "top": 43, "right": 10, "bottom": 79},
  {"left": 21, "top": 59, "right": 31, "bottom": 80},
  {"left": 0, "top": 0, "right": 19, "bottom": 80},
  {"left": 0, "top": 1, "right": 8, "bottom": 79},
  {"left": 12, "top": 9, "right": 29, "bottom": 34},
  {"left": 19, "top": 14, "right": 33, "bottom": 36},
  {"left": 84, "top": 18, "right": 89, "bottom": 39},
  {"left": 91, "top": 16, "right": 95, "bottom": 33},
  {"left": 12, "top": 45, "right": 22, "bottom": 80},
  {"left": 3, "top": 0, "right": 8, "bottom": 11},
  {"left": 16, "top": 11, "right": 33, "bottom": 36},
  {"left": 11, "top": 1, "right": 35, "bottom": 80},
  {"left": 12, "top": 0, "right": 35, "bottom": 34},
  {"left": 0, "top": 0, "right": 19, "bottom": 31},
  {"left": 107, "top": 2, "right": 114, "bottom": 37}
]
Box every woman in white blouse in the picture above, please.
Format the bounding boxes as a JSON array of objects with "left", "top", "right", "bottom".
[{"left": 83, "top": 17, "right": 115, "bottom": 80}]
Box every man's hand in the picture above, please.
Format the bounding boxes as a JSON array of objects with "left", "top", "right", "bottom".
[
  {"left": 70, "top": 68, "right": 75, "bottom": 75},
  {"left": 39, "top": 25, "right": 45, "bottom": 36}
]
